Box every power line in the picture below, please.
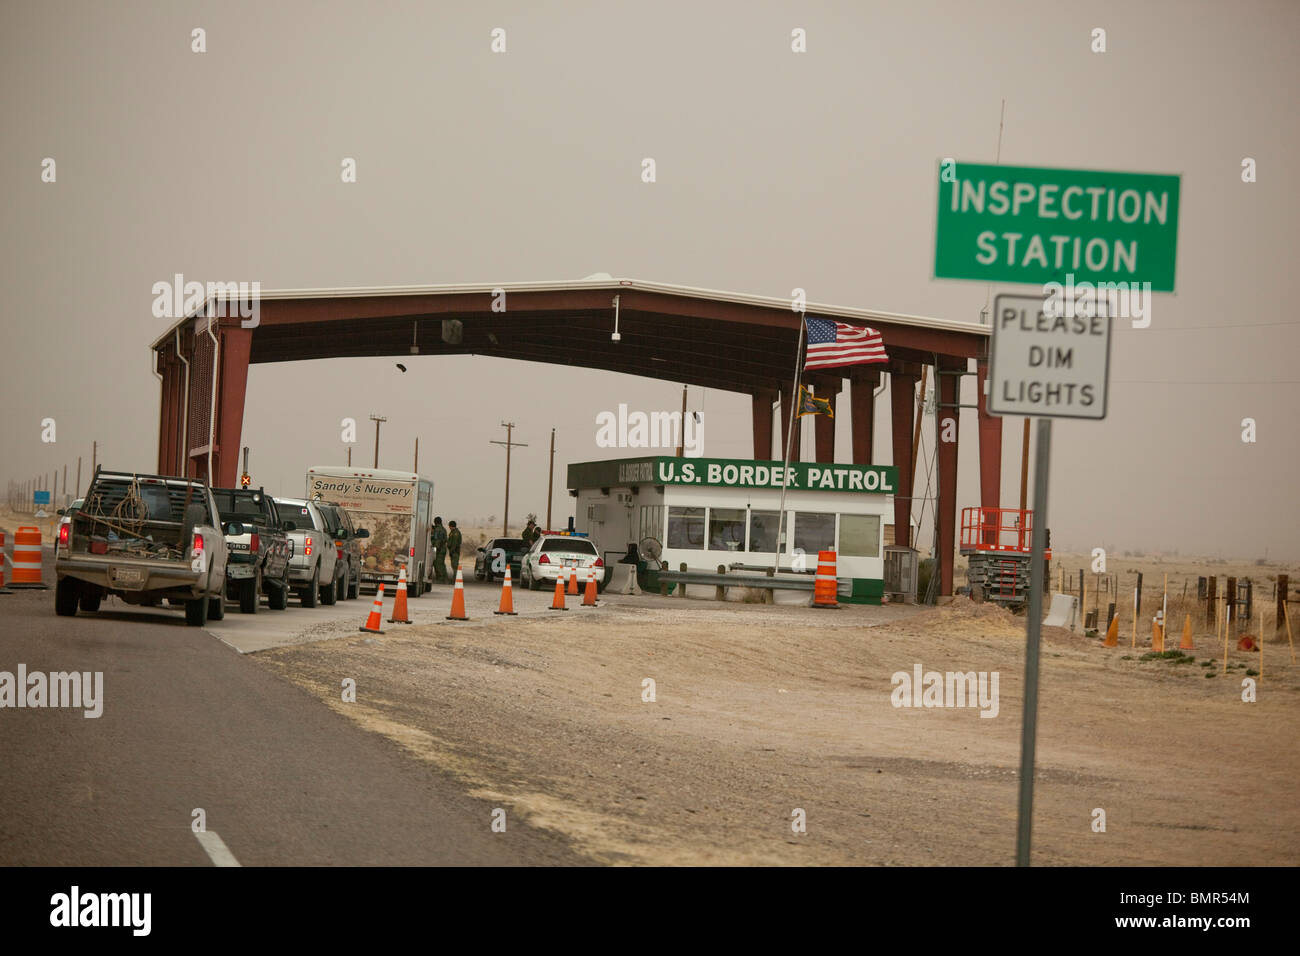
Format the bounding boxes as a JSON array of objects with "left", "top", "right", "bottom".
[{"left": 1113, "top": 379, "right": 1300, "bottom": 385}]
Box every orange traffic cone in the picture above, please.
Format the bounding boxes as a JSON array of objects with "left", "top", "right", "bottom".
[
  {"left": 446, "top": 566, "right": 469, "bottom": 621},
  {"left": 567, "top": 565, "right": 579, "bottom": 595},
  {"left": 1179, "top": 614, "right": 1194, "bottom": 651},
  {"left": 1103, "top": 613, "right": 1118, "bottom": 647},
  {"left": 388, "top": 566, "right": 412, "bottom": 623},
  {"left": 549, "top": 570, "right": 568, "bottom": 611},
  {"left": 494, "top": 566, "right": 518, "bottom": 615},
  {"left": 359, "top": 585, "right": 386, "bottom": 633},
  {"left": 1151, "top": 618, "right": 1164, "bottom": 652},
  {"left": 581, "top": 566, "right": 598, "bottom": 607}
]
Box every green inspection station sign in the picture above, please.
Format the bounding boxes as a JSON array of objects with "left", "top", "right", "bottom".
[
  {"left": 934, "top": 161, "right": 1180, "bottom": 292},
  {"left": 568, "top": 457, "right": 899, "bottom": 494}
]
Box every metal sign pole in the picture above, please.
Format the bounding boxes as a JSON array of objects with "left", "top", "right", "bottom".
[{"left": 1015, "top": 416, "right": 1052, "bottom": 866}]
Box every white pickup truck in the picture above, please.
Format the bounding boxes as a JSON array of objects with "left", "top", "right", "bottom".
[
  {"left": 54, "top": 469, "right": 236, "bottom": 626},
  {"left": 276, "top": 497, "right": 339, "bottom": 606}
]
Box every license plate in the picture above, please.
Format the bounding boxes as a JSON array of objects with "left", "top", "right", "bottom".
[
  {"left": 565, "top": 558, "right": 579, "bottom": 567},
  {"left": 113, "top": 567, "right": 145, "bottom": 588}
]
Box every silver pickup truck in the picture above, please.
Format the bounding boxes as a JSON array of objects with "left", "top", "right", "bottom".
[
  {"left": 276, "top": 497, "right": 339, "bottom": 606},
  {"left": 54, "top": 469, "right": 237, "bottom": 626}
]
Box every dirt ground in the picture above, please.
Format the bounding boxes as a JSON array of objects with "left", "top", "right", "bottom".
[{"left": 253, "top": 588, "right": 1300, "bottom": 866}]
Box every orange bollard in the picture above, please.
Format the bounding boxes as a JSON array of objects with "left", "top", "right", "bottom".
[
  {"left": 388, "top": 566, "right": 412, "bottom": 623},
  {"left": 1102, "top": 613, "right": 1118, "bottom": 647},
  {"left": 0, "top": 530, "right": 10, "bottom": 594},
  {"left": 812, "top": 550, "right": 838, "bottom": 608},
  {"left": 359, "top": 585, "right": 386, "bottom": 634},
  {"left": 567, "top": 565, "right": 579, "bottom": 595},
  {"left": 10, "top": 526, "right": 47, "bottom": 589},
  {"left": 581, "top": 565, "right": 598, "bottom": 607},
  {"left": 549, "top": 569, "right": 568, "bottom": 611},
  {"left": 1179, "top": 613, "right": 1194, "bottom": 651},
  {"left": 494, "top": 566, "right": 518, "bottom": 615},
  {"left": 1151, "top": 618, "right": 1164, "bottom": 652}
]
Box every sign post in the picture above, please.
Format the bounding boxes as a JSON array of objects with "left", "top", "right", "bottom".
[{"left": 988, "top": 293, "right": 1113, "bottom": 866}]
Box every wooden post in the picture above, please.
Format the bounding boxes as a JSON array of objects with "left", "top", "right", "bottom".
[
  {"left": 1220, "top": 596, "right": 1228, "bottom": 675},
  {"left": 1283, "top": 600, "right": 1296, "bottom": 665},
  {"left": 1206, "top": 575, "right": 1217, "bottom": 626},
  {"left": 1131, "top": 582, "right": 1138, "bottom": 649},
  {"left": 1273, "top": 574, "right": 1288, "bottom": 643}
]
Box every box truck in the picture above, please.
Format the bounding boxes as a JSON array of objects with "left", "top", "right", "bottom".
[{"left": 305, "top": 466, "right": 435, "bottom": 595}]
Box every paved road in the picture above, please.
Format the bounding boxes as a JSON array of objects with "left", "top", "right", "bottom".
[{"left": 0, "top": 548, "right": 581, "bottom": 865}]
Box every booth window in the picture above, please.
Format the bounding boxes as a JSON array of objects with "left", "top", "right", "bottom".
[
  {"left": 747, "top": 510, "right": 782, "bottom": 552},
  {"left": 708, "top": 508, "right": 746, "bottom": 551},
  {"left": 839, "top": 513, "right": 881, "bottom": 557},
  {"left": 639, "top": 505, "right": 664, "bottom": 542},
  {"left": 793, "top": 512, "right": 836, "bottom": 555},
  {"left": 666, "top": 506, "right": 705, "bottom": 550}
]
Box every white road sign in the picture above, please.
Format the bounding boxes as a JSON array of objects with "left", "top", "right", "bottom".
[{"left": 987, "top": 293, "right": 1112, "bottom": 419}]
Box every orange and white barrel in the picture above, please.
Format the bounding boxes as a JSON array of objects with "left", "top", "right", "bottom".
[
  {"left": 10, "top": 526, "right": 46, "bottom": 588},
  {"left": 813, "top": 550, "right": 838, "bottom": 609}
]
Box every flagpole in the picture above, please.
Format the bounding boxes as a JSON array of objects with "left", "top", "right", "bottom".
[{"left": 773, "top": 314, "right": 807, "bottom": 575}]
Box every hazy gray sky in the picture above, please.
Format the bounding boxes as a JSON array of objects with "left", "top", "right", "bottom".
[{"left": 3, "top": 0, "right": 1297, "bottom": 558}]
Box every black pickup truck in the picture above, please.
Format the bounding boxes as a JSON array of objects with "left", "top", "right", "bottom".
[{"left": 212, "top": 487, "right": 291, "bottom": 613}]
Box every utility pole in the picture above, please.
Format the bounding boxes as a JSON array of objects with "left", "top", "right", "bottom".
[
  {"left": 62, "top": 464, "right": 67, "bottom": 504},
  {"left": 347, "top": 445, "right": 351, "bottom": 467},
  {"left": 76, "top": 457, "right": 81, "bottom": 497},
  {"left": 91, "top": 440, "right": 97, "bottom": 476},
  {"left": 370, "top": 414, "right": 387, "bottom": 468},
  {"left": 546, "top": 428, "right": 556, "bottom": 530},
  {"left": 676, "top": 386, "right": 688, "bottom": 457},
  {"left": 413, "top": 437, "right": 419, "bottom": 473},
  {"left": 489, "top": 422, "right": 528, "bottom": 537}
]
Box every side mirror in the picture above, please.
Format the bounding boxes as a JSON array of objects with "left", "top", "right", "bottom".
[
  {"left": 56, "top": 508, "right": 66, "bottom": 516},
  {"left": 355, "top": 528, "right": 370, "bottom": 539},
  {"left": 225, "top": 521, "right": 245, "bottom": 536},
  {"left": 477, "top": 546, "right": 485, "bottom": 553}
]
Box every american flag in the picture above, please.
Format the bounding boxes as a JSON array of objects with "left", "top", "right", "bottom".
[{"left": 804, "top": 317, "right": 888, "bottom": 370}]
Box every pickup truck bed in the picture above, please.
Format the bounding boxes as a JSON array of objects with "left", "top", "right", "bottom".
[{"left": 55, "top": 470, "right": 230, "bottom": 626}]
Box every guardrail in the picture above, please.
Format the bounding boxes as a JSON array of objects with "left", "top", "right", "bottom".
[{"left": 657, "top": 567, "right": 815, "bottom": 604}]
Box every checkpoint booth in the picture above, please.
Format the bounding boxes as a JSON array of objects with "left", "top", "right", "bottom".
[{"left": 567, "top": 456, "right": 897, "bottom": 604}]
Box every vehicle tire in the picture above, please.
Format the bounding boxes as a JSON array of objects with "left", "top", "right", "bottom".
[
  {"left": 209, "top": 595, "right": 226, "bottom": 620},
  {"left": 185, "top": 594, "right": 209, "bottom": 626},
  {"left": 301, "top": 565, "right": 319, "bottom": 608},
  {"left": 321, "top": 573, "right": 337, "bottom": 605},
  {"left": 339, "top": 567, "right": 350, "bottom": 601},
  {"left": 347, "top": 567, "right": 359, "bottom": 600},
  {"left": 269, "top": 578, "right": 289, "bottom": 610},
  {"left": 55, "top": 578, "right": 79, "bottom": 617},
  {"left": 79, "top": 587, "right": 102, "bottom": 613},
  {"left": 240, "top": 569, "right": 261, "bottom": 614}
]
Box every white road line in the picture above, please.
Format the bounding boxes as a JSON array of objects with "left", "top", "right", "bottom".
[{"left": 194, "top": 829, "right": 241, "bottom": 867}]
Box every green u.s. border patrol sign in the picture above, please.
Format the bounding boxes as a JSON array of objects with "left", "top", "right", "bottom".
[
  {"left": 568, "top": 457, "right": 898, "bottom": 494},
  {"left": 934, "top": 161, "right": 1180, "bottom": 292}
]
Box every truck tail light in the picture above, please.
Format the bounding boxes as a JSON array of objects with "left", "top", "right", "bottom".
[
  {"left": 249, "top": 533, "right": 260, "bottom": 553},
  {"left": 58, "top": 523, "right": 70, "bottom": 548},
  {"left": 304, "top": 536, "right": 313, "bottom": 557},
  {"left": 539, "top": 553, "right": 550, "bottom": 565},
  {"left": 337, "top": 547, "right": 343, "bottom": 561},
  {"left": 192, "top": 532, "right": 204, "bottom": 554}
]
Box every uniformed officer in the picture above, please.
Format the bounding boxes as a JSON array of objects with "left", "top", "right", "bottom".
[
  {"left": 446, "top": 520, "right": 462, "bottom": 576},
  {"left": 521, "top": 518, "right": 540, "bottom": 550},
  {"left": 430, "top": 516, "right": 449, "bottom": 583}
]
